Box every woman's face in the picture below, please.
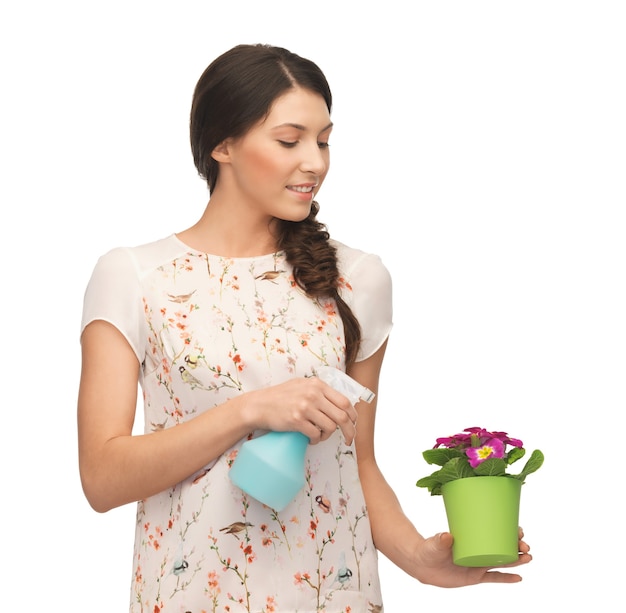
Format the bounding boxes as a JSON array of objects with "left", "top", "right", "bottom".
[{"left": 215, "top": 87, "right": 332, "bottom": 222}]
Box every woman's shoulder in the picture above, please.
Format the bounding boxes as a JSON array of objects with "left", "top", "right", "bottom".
[
  {"left": 94, "top": 234, "right": 189, "bottom": 276},
  {"left": 330, "top": 239, "right": 389, "bottom": 277},
  {"left": 330, "top": 240, "right": 393, "bottom": 359}
]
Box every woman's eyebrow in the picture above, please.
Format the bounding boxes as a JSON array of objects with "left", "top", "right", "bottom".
[{"left": 272, "top": 122, "right": 334, "bottom": 132}]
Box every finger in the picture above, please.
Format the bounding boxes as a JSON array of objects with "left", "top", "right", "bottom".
[
  {"left": 322, "top": 397, "right": 358, "bottom": 439},
  {"left": 518, "top": 539, "right": 530, "bottom": 554},
  {"left": 306, "top": 411, "right": 340, "bottom": 444},
  {"left": 327, "top": 404, "right": 357, "bottom": 445},
  {"left": 517, "top": 527, "right": 530, "bottom": 554},
  {"left": 309, "top": 412, "right": 355, "bottom": 446},
  {"left": 337, "top": 418, "right": 357, "bottom": 446},
  {"left": 436, "top": 532, "right": 454, "bottom": 550},
  {"left": 304, "top": 422, "right": 327, "bottom": 445},
  {"left": 300, "top": 379, "right": 359, "bottom": 444},
  {"left": 318, "top": 380, "right": 359, "bottom": 423},
  {"left": 479, "top": 570, "right": 523, "bottom": 584},
  {"left": 307, "top": 397, "right": 356, "bottom": 446},
  {"left": 489, "top": 551, "right": 533, "bottom": 570}
]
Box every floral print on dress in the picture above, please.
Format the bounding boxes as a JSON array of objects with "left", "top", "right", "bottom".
[{"left": 87, "top": 238, "right": 385, "bottom": 612}]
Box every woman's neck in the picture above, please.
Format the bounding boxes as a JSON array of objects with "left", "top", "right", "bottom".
[{"left": 177, "top": 199, "right": 279, "bottom": 257}]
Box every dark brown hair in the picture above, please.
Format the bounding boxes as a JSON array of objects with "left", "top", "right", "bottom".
[{"left": 190, "top": 44, "right": 361, "bottom": 366}]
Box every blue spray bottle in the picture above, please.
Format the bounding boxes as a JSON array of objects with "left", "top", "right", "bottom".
[{"left": 228, "top": 367, "right": 375, "bottom": 511}]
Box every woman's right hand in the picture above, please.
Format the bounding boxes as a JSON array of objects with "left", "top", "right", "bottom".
[{"left": 242, "top": 376, "right": 359, "bottom": 446}]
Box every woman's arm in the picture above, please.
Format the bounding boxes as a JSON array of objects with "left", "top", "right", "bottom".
[
  {"left": 78, "top": 320, "right": 358, "bottom": 513},
  {"left": 348, "top": 341, "right": 531, "bottom": 587},
  {"left": 78, "top": 320, "right": 254, "bottom": 512}
]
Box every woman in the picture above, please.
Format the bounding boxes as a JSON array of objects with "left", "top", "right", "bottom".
[{"left": 78, "top": 43, "right": 531, "bottom": 612}]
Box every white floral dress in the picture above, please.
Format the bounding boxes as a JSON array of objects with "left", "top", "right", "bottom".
[{"left": 81, "top": 234, "right": 393, "bottom": 613}]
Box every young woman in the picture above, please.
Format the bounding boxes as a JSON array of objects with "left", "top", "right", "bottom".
[{"left": 78, "top": 43, "right": 531, "bottom": 612}]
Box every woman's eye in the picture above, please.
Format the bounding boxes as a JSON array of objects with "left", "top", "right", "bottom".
[
  {"left": 278, "top": 140, "right": 297, "bottom": 148},
  {"left": 318, "top": 142, "right": 330, "bottom": 149}
]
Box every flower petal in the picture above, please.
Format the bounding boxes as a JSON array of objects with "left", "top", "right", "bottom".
[{"left": 465, "top": 438, "right": 505, "bottom": 467}]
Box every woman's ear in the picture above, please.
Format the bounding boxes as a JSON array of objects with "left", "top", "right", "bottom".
[{"left": 211, "top": 139, "right": 231, "bottom": 163}]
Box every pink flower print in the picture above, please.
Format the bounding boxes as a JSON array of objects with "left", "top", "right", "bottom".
[
  {"left": 323, "top": 300, "right": 337, "bottom": 318},
  {"left": 231, "top": 353, "right": 244, "bottom": 372},
  {"left": 338, "top": 276, "right": 353, "bottom": 291},
  {"left": 207, "top": 570, "right": 219, "bottom": 589},
  {"left": 147, "top": 525, "right": 164, "bottom": 550},
  {"left": 226, "top": 449, "right": 238, "bottom": 466},
  {"left": 241, "top": 543, "right": 256, "bottom": 563},
  {"left": 294, "top": 572, "right": 311, "bottom": 585},
  {"left": 259, "top": 524, "right": 273, "bottom": 547}
]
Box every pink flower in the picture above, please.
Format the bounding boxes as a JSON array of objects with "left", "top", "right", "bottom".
[
  {"left": 417, "top": 425, "right": 544, "bottom": 495},
  {"left": 491, "top": 431, "right": 524, "bottom": 448},
  {"left": 435, "top": 427, "right": 523, "bottom": 450},
  {"left": 465, "top": 438, "right": 505, "bottom": 467}
]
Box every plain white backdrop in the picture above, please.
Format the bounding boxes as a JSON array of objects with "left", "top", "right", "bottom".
[{"left": 1, "top": 1, "right": 624, "bottom": 610}]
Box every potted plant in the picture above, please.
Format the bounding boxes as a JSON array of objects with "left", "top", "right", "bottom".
[{"left": 416, "top": 426, "right": 544, "bottom": 567}]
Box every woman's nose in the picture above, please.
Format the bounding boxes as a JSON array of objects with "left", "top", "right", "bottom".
[{"left": 299, "top": 142, "right": 328, "bottom": 175}]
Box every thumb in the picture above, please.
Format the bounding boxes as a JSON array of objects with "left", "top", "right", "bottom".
[{"left": 435, "top": 531, "right": 454, "bottom": 550}]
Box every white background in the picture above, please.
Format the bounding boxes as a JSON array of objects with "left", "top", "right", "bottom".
[{"left": 1, "top": 1, "right": 624, "bottom": 610}]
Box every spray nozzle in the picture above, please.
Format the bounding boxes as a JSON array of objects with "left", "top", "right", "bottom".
[{"left": 315, "top": 366, "right": 375, "bottom": 405}]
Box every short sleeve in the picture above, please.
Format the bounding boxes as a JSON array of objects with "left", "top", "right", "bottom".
[
  {"left": 80, "top": 247, "right": 145, "bottom": 363},
  {"left": 335, "top": 243, "right": 393, "bottom": 362}
]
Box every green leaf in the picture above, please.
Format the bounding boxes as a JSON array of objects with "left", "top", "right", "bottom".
[
  {"left": 474, "top": 457, "right": 507, "bottom": 476},
  {"left": 506, "top": 446, "right": 526, "bottom": 466},
  {"left": 512, "top": 449, "right": 545, "bottom": 482},
  {"left": 429, "top": 484, "right": 443, "bottom": 496},
  {"left": 416, "top": 470, "right": 446, "bottom": 495},
  {"left": 438, "top": 457, "right": 475, "bottom": 483},
  {"left": 422, "top": 448, "right": 465, "bottom": 467},
  {"left": 415, "top": 474, "right": 441, "bottom": 490}
]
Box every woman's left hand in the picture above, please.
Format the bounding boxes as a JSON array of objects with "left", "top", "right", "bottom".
[{"left": 413, "top": 527, "right": 532, "bottom": 587}]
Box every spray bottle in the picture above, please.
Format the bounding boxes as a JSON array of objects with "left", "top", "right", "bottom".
[{"left": 229, "top": 366, "right": 374, "bottom": 511}]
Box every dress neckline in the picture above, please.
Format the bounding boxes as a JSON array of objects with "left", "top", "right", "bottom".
[{"left": 171, "top": 233, "right": 284, "bottom": 261}]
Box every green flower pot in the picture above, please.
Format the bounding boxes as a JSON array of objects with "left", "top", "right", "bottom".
[{"left": 441, "top": 476, "right": 521, "bottom": 567}]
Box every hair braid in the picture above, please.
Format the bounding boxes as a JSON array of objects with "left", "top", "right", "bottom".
[{"left": 276, "top": 202, "right": 362, "bottom": 367}]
